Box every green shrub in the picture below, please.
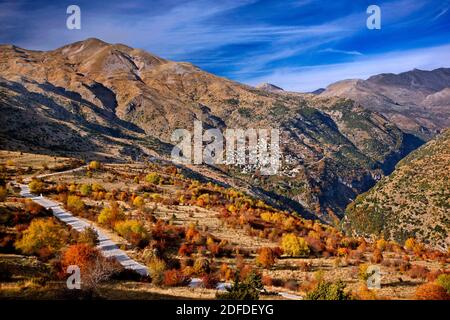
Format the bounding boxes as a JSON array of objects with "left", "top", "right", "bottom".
[
  {"left": 77, "top": 227, "right": 99, "bottom": 246},
  {"left": 114, "top": 220, "right": 149, "bottom": 247},
  {"left": 237, "top": 108, "right": 251, "bottom": 117},
  {"left": 29, "top": 179, "right": 44, "bottom": 194},
  {"left": 225, "top": 98, "right": 239, "bottom": 106},
  {"left": 148, "top": 256, "right": 167, "bottom": 285},
  {"left": 436, "top": 274, "right": 450, "bottom": 294},
  {"left": 305, "top": 280, "right": 352, "bottom": 300},
  {"left": 145, "top": 172, "right": 161, "bottom": 184},
  {"left": 79, "top": 184, "right": 91, "bottom": 196},
  {"left": 216, "top": 271, "right": 263, "bottom": 300}
]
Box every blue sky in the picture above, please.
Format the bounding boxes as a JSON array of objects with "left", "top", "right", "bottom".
[{"left": 0, "top": 0, "right": 449, "bottom": 91}]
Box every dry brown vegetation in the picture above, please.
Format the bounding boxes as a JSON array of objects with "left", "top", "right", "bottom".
[{"left": 0, "top": 152, "right": 449, "bottom": 300}]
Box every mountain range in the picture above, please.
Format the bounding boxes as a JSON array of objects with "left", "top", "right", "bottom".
[
  {"left": 0, "top": 38, "right": 447, "bottom": 226},
  {"left": 320, "top": 68, "right": 450, "bottom": 140}
]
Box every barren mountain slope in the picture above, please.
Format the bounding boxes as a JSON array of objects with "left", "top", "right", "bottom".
[
  {"left": 321, "top": 68, "right": 450, "bottom": 140},
  {"left": 0, "top": 38, "right": 423, "bottom": 221}
]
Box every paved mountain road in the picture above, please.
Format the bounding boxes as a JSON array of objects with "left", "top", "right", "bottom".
[
  {"left": 16, "top": 166, "right": 303, "bottom": 299},
  {"left": 18, "top": 183, "right": 150, "bottom": 276}
]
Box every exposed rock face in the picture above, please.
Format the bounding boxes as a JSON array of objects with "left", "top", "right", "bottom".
[
  {"left": 256, "top": 83, "right": 284, "bottom": 92},
  {"left": 321, "top": 68, "right": 450, "bottom": 140},
  {"left": 0, "top": 38, "right": 424, "bottom": 221},
  {"left": 344, "top": 129, "right": 450, "bottom": 249}
]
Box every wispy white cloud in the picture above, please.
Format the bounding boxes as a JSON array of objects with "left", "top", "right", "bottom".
[
  {"left": 1, "top": 0, "right": 448, "bottom": 92},
  {"left": 433, "top": 8, "right": 448, "bottom": 20},
  {"left": 246, "top": 44, "right": 450, "bottom": 92},
  {"left": 319, "top": 48, "right": 363, "bottom": 56}
]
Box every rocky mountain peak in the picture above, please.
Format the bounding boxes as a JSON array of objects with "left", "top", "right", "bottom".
[{"left": 256, "top": 82, "right": 284, "bottom": 92}]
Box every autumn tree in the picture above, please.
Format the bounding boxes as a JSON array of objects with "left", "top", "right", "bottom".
[
  {"left": 193, "top": 258, "right": 211, "bottom": 276},
  {"left": 6, "top": 159, "right": 15, "bottom": 167},
  {"left": 91, "top": 183, "right": 105, "bottom": 192},
  {"left": 375, "top": 238, "right": 387, "bottom": 251},
  {"left": 146, "top": 172, "right": 161, "bottom": 184},
  {"left": 29, "top": 179, "right": 44, "bottom": 194},
  {"left": 163, "top": 269, "right": 191, "bottom": 287},
  {"left": 77, "top": 227, "right": 99, "bottom": 247},
  {"left": 15, "top": 218, "right": 68, "bottom": 259},
  {"left": 88, "top": 161, "right": 101, "bottom": 170},
  {"left": 404, "top": 238, "right": 416, "bottom": 251},
  {"left": 255, "top": 247, "right": 276, "bottom": 268},
  {"left": 415, "top": 283, "right": 450, "bottom": 300},
  {"left": 371, "top": 249, "right": 383, "bottom": 263},
  {"left": 61, "top": 243, "right": 120, "bottom": 293},
  {"left": 98, "top": 201, "right": 124, "bottom": 228},
  {"left": 147, "top": 256, "right": 167, "bottom": 285},
  {"left": 201, "top": 273, "right": 220, "bottom": 289},
  {"left": 24, "top": 199, "right": 49, "bottom": 216},
  {"left": 178, "top": 243, "right": 193, "bottom": 256},
  {"left": 133, "top": 196, "right": 145, "bottom": 208},
  {"left": 67, "top": 195, "right": 85, "bottom": 213},
  {"left": 436, "top": 274, "right": 450, "bottom": 294},
  {"left": 79, "top": 184, "right": 91, "bottom": 196},
  {"left": 281, "top": 233, "right": 310, "bottom": 257},
  {"left": 0, "top": 186, "right": 7, "bottom": 202},
  {"left": 114, "top": 220, "right": 149, "bottom": 247},
  {"left": 62, "top": 243, "right": 100, "bottom": 272}
]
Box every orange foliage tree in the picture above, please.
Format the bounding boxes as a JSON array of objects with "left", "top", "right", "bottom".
[
  {"left": 61, "top": 243, "right": 100, "bottom": 273},
  {"left": 414, "top": 283, "right": 450, "bottom": 300},
  {"left": 255, "top": 247, "right": 276, "bottom": 268}
]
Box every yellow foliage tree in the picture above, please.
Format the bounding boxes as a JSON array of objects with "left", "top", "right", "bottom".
[
  {"left": 260, "top": 212, "right": 272, "bottom": 222},
  {"left": 79, "top": 184, "right": 91, "bottom": 196},
  {"left": 270, "top": 212, "right": 284, "bottom": 224},
  {"left": 67, "top": 195, "right": 85, "bottom": 213},
  {"left": 29, "top": 179, "right": 44, "bottom": 194},
  {"left": 133, "top": 196, "right": 145, "bottom": 208},
  {"left": 91, "top": 183, "right": 105, "bottom": 192},
  {"left": 114, "top": 220, "right": 148, "bottom": 246},
  {"left": 68, "top": 183, "right": 77, "bottom": 193},
  {"left": 404, "top": 238, "right": 416, "bottom": 251},
  {"left": 88, "top": 161, "right": 101, "bottom": 170},
  {"left": 6, "top": 159, "right": 15, "bottom": 167},
  {"left": 15, "top": 218, "right": 68, "bottom": 257},
  {"left": 145, "top": 172, "right": 161, "bottom": 184},
  {"left": 281, "top": 233, "right": 310, "bottom": 257},
  {"left": 98, "top": 202, "right": 125, "bottom": 227},
  {"left": 376, "top": 238, "right": 387, "bottom": 251}
]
